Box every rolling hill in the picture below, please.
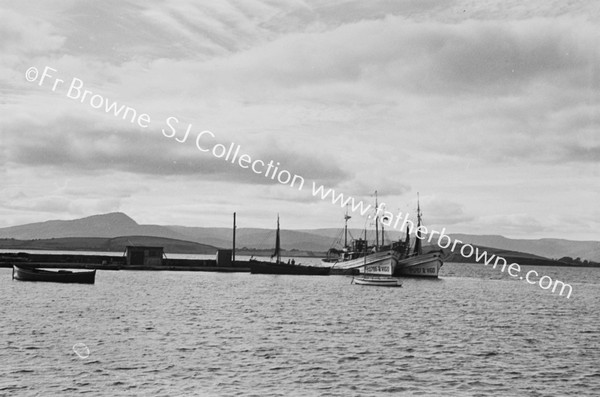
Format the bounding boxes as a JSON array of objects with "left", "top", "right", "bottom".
[
  {"left": 0, "top": 212, "right": 598, "bottom": 262},
  {"left": 0, "top": 235, "right": 218, "bottom": 254}
]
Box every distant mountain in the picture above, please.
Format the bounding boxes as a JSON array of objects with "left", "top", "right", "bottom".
[
  {"left": 166, "top": 226, "right": 341, "bottom": 252},
  {"left": 448, "top": 234, "right": 600, "bottom": 263},
  {"left": 296, "top": 228, "right": 404, "bottom": 243},
  {"left": 440, "top": 242, "right": 573, "bottom": 267},
  {"left": 0, "top": 236, "right": 218, "bottom": 254},
  {"left": 0, "top": 212, "right": 189, "bottom": 241},
  {"left": 0, "top": 213, "right": 598, "bottom": 261}
]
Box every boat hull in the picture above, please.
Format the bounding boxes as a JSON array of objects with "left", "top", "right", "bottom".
[
  {"left": 352, "top": 276, "right": 402, "bottom": 287},
  {"left": 249, "top": 261, "right": 331, "bottom": 276},
  {"left": 393, "top": 252, "right": 443, "bottom": 278},
  {"left": 332, "top": 251, "right": 395, "bottom": 276},
  {"left": 12, "top": 265, "right": 96, "bottom": 284}
]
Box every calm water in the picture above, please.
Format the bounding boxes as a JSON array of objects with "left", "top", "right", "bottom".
[{"left": 1, "top": 263, "right": 599, "bottom": 396}]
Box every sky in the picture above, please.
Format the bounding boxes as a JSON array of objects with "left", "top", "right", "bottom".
[{"left": 0, "top": 0, "right": 598, "bottom": 240}]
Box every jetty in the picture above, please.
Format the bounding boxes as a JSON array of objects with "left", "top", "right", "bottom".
[{"left": 0, "top": 246, "right": 251, "bottom": 272}]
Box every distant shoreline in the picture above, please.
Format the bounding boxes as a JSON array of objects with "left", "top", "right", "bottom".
[
  {"left": 0, "top": 246, "right": 326, "bottom": 259},
  {"left": 2, "top": 236, "right": 599, "bottom": 268}
]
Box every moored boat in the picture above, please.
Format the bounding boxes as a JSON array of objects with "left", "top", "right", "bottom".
[
  {"left": 393, "top": 251, "right": 443, "bottom": 277},
  {"left": 326, "top": 195, "right": 400, "bottom": 276},
  {"left": 249, "top": 216, "right": 331, "bottom": 276},
  {"left": 392, "top": 196, "right": 444, "bottom": 278},
  {"left": 249, "top": 260, "right": 331, "bottom": 275},
  {"left": 12, "top": 265, "right": 96, "bottom": 284},
  {"left": 320, "top": 207, "right": 366, "bottom": 266},
  {"left": 333, "top": 250, "right": 396, "bottom": 275}
]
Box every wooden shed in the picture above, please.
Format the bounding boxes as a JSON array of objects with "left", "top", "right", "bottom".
[
  {"left": 125, "top": 246, "right": 164, "bottom": 267},
  {"left": 216, "top": 249, "right": 233, "bottom": 266}
]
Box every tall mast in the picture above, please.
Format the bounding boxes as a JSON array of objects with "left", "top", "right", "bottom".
[
  {"left": 275, "top": 214, "right": 281, "bottom": 263},
  {"left": 413, "top": 193, "right": 422, "bottom": 256},
  {"left": 405, "top": 225, "right": 410, "bottom": 256},
  {"left": 363, "top": 227, "right": 368, "bottom": 265},
  {"left": 381, "top": 217, "right": 386, "bottom": 247},
  {"left": 232, "top": 212, "right": 236, "bottom": 264},
  {"left": 375, "top": 190, "right": 379, "bottom": 251},
  {"left": 344, "top": 205, "right": 351, "bottom": 248}
]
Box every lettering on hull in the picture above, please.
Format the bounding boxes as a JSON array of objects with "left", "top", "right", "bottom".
[
  {"left": 402, "top": 266, "right": 438, "bottom": 275},
  {"left": 363, "top": 264, "right": 392, "bottom": 275}
]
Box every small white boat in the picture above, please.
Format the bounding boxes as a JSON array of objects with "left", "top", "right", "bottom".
[{"left": 352, "top": 276, "right": 402, "bottom": 287}]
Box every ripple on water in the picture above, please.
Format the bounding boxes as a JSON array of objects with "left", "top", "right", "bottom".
[{"left": 1, "top": 266, "right": 599, "bottom": 396}]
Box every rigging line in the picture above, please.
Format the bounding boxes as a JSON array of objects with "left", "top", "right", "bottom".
[
  {"left": 328, "top": 227, "right": 345, "bottom": 250},
  {"left": 253, "top": 228, "right": 274, "bottom": 250}
]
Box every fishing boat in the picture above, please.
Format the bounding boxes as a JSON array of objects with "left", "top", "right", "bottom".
[
  {"left": 321, "top": 207, "right": 359, "bottom": 265},
  {"left": 393, "top": 251, "right": 443, "bottom": 277},
  {"left": 393, "top": 197, "right": 444, "bottom": 278},
  {"left": 249, "top": 216, "right": 331, "bottom": 276},
  {"left": 328, "top": 193, "right": 398, "bottom": 276},
  {"left": 12, "top": 265, "right": 96, "bottom": 284},
  {"left": 352, "top": 276, "right": 402, "bottom": 287},
  {"left": 332, "top": 248, "right": 396, "bottom": 275}
]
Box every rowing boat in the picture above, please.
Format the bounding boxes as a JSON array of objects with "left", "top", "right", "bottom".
[
  {"left": 12, "top": 265, "right": 96, "bottom": 284},
  {"left": 352, "top": 276, "right": 402, "bottom": 287}
]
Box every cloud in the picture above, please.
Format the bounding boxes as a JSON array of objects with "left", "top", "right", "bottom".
[
  {"left": 562, "top": 145, "right": 600, "bottom": 163},
  {"left": 476, "top": 213, "right": 550, "bottom": 235},
  {"left": 419, "top": 198, "right": 475, "bottom": 226},
  {"left": 0, "top": 9, "right": 65, "bottom": 59},
  {"left": 1, "top": 1, "right": 598, "bottom": 240},
  {"left": 337, "top": 178, "right": 411, "bottom": 198},
  {"left": 162, "top": 16, "right": 599, "bottom": 100},
  {"left": 3, "top": 115, "right": 351, "bottom": 186},
  {"left": 1, "top": 194, "right": 122, "bottom": 216}
]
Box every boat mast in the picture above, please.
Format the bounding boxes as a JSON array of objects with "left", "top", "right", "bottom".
[
  {"left": 275, "top": 214, "right": 281, "bottom": 263},
  {"left": 414, "top": 193, "right": 423, "bottom": 256},
  {"left": 375, "top": 190, "right": 379, "bottom": 251},
  {"left": 381, "top": 217, "right": 386, "bottom": 247},
  {"left": 405, "top": 225, "right": 411, "bottom": 256},
  {"left": 363, "top": 227, "right": 368, "bottom": 265},
  {"left": 232, "top": 212, "right": 236, "bottom": 264},
  {"left": 344, "top": 205, "right": 351, "bottom": 248}
]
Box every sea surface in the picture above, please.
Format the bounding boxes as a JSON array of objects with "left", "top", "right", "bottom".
[{"left": 1, "top": 260, "right": 599, "bottom": 396}]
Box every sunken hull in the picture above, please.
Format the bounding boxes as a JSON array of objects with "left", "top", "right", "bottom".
[
  {"left": 249, "top": 261, "right": 331, "bottom": 276},
  {"left": 13, "top": 265, "right": 96, "bottom": 284}
]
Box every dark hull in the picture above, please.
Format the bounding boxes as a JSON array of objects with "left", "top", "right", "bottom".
[
  {"left": 249, "top": 261, "right": 330, "bottom": 275},
  {"left": 13, "top": 265, "right": 96, "bottom": 284}
]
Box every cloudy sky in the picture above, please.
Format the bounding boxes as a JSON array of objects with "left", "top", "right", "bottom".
[{"left": 1, "top": 0, "right": 598, "bottom": 240}]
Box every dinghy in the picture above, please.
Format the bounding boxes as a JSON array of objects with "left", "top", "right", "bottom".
[
  {"left": 352, "top": 276, "right": 402, "bottom": 287},
  {"left": 12, "top": 265, "right": 96, "bottom": 284}
]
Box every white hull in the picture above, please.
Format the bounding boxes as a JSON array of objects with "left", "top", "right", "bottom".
[
  {"left": 332, "top": 251, "right": 395, "bottom": 276},
  {"left": 394, "top": 252, "right": 443, "bottom": 277},
  {"left": 352, "top": 276, "right": 402, "bottom": 287}
]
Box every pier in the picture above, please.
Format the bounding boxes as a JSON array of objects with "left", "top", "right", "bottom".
[{"left": 0, "top": 248, "right": 251, "bottom": 272}]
